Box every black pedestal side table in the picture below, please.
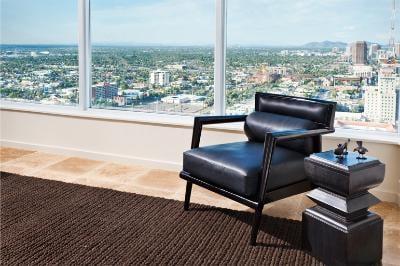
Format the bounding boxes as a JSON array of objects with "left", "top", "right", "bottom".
[{"left": 302, "top": 151, "right": 385, "bottom": 265}]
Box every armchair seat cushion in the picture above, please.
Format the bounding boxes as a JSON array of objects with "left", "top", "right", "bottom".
[{"left": 183, "top": 141, "right": 307, "bottom": 198}]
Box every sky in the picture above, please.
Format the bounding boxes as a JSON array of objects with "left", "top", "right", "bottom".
[{"left": 0, "top": 0, "right": 398, "bottom": 46}]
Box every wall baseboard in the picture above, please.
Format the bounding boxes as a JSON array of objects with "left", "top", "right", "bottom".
[
  {"left": 1, "top": 139, "right": 181, "bottom": 171},
  {"left": 1, "top": 139, "right": 399, "bottom": 206},
  {"left": 370, "top": 188, "right": 400, "bottom": 205}
]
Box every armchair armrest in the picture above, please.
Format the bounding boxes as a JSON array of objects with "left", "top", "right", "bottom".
[
  {"left": 191, "top": 115, "right": 247, "bottom": 148},
  {"left": 269, "top": 128, "right": 335, "bottom": 141},
  {"left": 258, "top": 127, "right": 335, "bottom": 202}
]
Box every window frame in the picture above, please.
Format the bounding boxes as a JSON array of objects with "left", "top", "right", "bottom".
[{"left": 78, "top": 0, "right": 91, "bottom": 111}]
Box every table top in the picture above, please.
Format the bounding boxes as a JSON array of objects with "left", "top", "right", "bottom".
[{"left": 308, "top": 150, "right": 380, "bottom": 172}]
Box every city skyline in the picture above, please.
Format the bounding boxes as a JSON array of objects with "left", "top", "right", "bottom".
[
  {"left": 1, "top": 0, "right": 398, "bottom": 46},
  {"left": 2, "top": 41, "right": 399, "bottom": 131}
]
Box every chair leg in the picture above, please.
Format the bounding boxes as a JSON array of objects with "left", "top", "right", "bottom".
[
  {"left": 250, "top": 204, "right": 264, "bottom": 246},
  {"left": 184, "top": 181, "right": 193, "bottom": 211}
]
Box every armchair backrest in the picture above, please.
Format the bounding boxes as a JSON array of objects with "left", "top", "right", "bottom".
[
  {"left": 255, "top": 93, "right": 336, "bottom": 128},
  {"left": 244, "top": 93, "right": 336, "bottom": 154}
]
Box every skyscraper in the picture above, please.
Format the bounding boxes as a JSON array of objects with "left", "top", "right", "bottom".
[
  {"left": 395, "top": 43, "right": 400, "bottom": 58},
  {"left": 369, "top": 43, "right": 381, "bottom": 59},
  {"left": 364, "top": 69, "right": 400, "bottom": 124},
  {"left": 351, "top": 41, "right": 367, "bottom": 65},
  {"left": 345, "top": 44, "right": 352, "bottom": 56}
]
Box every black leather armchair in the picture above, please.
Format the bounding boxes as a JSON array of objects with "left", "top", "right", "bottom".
[{"left": 180, "top": 93, "right": 336, "bottom": 245}]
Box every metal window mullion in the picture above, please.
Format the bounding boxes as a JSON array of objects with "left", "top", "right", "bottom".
[
  {"left": 78, "top": 0, "right": 91, "bottom": 110},
  {"left": 214, "top": 0, "right": 227, "bottom": 115}
]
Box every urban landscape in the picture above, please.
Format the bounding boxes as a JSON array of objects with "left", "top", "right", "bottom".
[{"left": 1, "top": 41, "right": 399, "bottom": 132}]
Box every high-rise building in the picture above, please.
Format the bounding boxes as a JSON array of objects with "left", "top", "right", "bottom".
[
  {"left": 150, "top": 70, "right": 170, "bottom": 86},
  {"left": 351, "top": 41, "right": 368, "bottom": 65},
  {"left": 345, "top": 44, "right": 352, "bottom": 61},
  {"left": 345, "top": 44, "right": 352, "bottom": 55},
  {"left": 369, "top": 43, "right": 381, "bottom": 59},
  {"left": 395, "top": 43, "right": 400, "bottom": 58},
  {"left": 364, "top": 70, "right": 400, "bottom": 124},
  {"left": 91, "top": 82, "right": 118, "bottom": 100}
]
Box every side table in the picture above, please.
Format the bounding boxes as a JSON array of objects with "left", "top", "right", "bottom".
[{"left": 302, "top": 150, "right": 385, "bottom": 265}]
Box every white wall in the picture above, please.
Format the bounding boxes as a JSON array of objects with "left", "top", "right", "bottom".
[{"left": 1, "top": 109, "right": 399, "bottom": 205}]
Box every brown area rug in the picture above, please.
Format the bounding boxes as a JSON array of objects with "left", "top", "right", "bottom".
[{"left": 0, "top": 172, "right": 321, "bottom": 265}]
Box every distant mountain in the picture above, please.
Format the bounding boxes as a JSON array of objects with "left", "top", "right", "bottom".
[{"left": 302, "top": 41, "right": 348, "bottom": 48}]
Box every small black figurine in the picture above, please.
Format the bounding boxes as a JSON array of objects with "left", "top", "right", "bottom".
[
  {"left": 334, "top": 138, "right": 351, "bottom": 159},
  {"left": 354, "top": 140, "right": 368, "bottom": 159}
]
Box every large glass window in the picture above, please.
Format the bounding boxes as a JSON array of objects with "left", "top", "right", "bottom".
[
  {"left": 227, "top": 0, "right": 399, "bottom": 132},
  {"left": 1, "top": 0, "right": 399, "bottom": 135},
  {"left": 90, "top": 0, "right": 215, "bottom": 115},
  {"left": 0, "top": 0, "right": 79, "bottom": 105}
]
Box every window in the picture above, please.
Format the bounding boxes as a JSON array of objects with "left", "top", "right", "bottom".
[
  {"left": 0, "top": 0, "right": 79, "bottom": 105},
  {"left": 1, "top": 0, "right": 399, "bottom": 135},
  {"left": 90, "top": 0, "right": 215, "bottom": 115},
  {"left": 226, "top": 0, "right": 399, "bottom": 133}
]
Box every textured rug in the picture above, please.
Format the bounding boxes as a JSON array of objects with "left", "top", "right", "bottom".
[{"left": 0, "top": 172, "right": 321, "bottom": 265}]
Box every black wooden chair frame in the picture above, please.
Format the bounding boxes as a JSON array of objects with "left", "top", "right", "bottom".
[{"left": 180, "top": 95, "right": 336, "bottom": 245}]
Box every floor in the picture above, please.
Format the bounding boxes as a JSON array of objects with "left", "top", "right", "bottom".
[{"left": 1, "top": 146, "right": 399, "bottom": 265}]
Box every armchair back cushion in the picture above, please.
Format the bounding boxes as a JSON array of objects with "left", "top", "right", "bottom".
[
  {"left": 255, "top": 93, "right": 335, "bottom": 128},
  {"left": 244, "top": 111, "right": 318, "bottom": 154},
  {"left": 245, "top": 93, "right": 336, "bottom": 154}
]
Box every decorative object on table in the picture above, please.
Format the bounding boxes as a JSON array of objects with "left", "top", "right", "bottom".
[
  {"left": 354, "top": 140, "right": 368, "bottom": 159},
  {"left": 333, "top": 138, "right": 350, "bottom": 159},
  {"left": 180, "top": 92, "right": 337, "bottom": 245},
  {"left": 303, "top": 150, "right": 385, "bottom": 265}
]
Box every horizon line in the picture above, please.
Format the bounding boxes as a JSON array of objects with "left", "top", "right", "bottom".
[{"left": 0, "top": 41, "right": 388, "bottom": 48}]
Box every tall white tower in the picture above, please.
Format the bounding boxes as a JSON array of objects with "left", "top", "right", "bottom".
[{"left": 389, "top": 0, "right": 396, "bottom": 48}]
